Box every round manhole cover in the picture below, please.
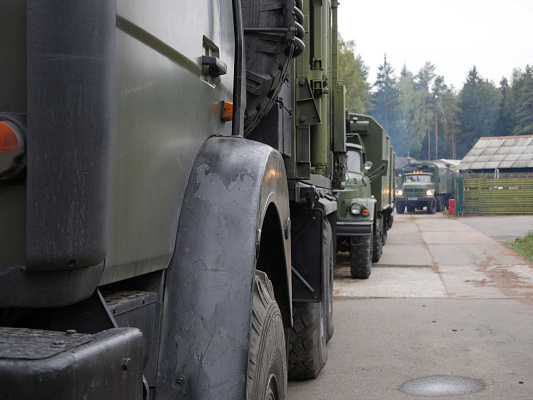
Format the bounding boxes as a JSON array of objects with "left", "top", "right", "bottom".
[{"left": 400, "top": 375, "right": 485, "bottom": 397}]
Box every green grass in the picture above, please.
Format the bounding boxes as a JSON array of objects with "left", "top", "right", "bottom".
[{"left": 506, "top": 232, "right": 533, "bottom": 262}]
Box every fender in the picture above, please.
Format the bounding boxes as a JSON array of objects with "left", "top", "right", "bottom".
[{"left": 156, "top": 137, "right": 291, "bottom": 399}]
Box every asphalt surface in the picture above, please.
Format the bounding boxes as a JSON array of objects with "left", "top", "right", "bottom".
[
  {"left": 288, "top": 213, "right": 533, "bottom": 399},
  {"left": 458, "top": 215, "right": 533, "bottom": 244}
]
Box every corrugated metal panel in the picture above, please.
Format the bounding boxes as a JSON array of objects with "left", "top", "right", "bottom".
[{"left": 457, "top": 135, "right": 533, "bottom": 171}]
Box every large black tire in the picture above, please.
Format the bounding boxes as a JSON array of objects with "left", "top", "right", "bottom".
[
  {"left": 242, "top": 0, "right": 298, "bottom": 134},
  {"left": 247, "top": 271, "right": 287, "bottom": 399},
  {"left": 372, "top": 216, "right": 383, "bottom": 263},
  {"left": 350, "top": 228, "right": 373, "bottom": 279},
  {"left": 288, "top": 300, "right": 328, "bottom": 380},
  {"left": 435, "top": 196, "right": 443, "bottom": 212},
  {"left": 323, "top": 219, "right": 334, "bottom": 343},
  {"left": 395, "top": 203, "right": 405, "bottom": 214},
  {"left": 427, "top": 198, "right": 437, "bottom": 214}
]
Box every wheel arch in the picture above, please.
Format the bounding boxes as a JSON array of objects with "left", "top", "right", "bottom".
[
  {"left": 155, "top": 136, "right": 291, "bottom": 399},
  {"left": 257, "top": 201, "right": 292, "bottom": 328}
]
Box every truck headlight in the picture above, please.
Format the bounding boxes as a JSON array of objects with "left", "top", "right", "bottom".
[
  {"left": 396, "top": 189, "right": 403, "bottom": 196},
  {"left": 350, "top": 203, "right": 362, "bottom": 215},
  {"left": 426, "top": 190, "right": 434, "bottom": 196}
]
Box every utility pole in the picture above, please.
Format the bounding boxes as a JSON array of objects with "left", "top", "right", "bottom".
[
  {"left": 426, "top": 98, "right": 431, "bottom": 160},
  {"left": 451, "top": 118, "right": 456, "bottom": 159},
  {"left": 434, "top": 95, "right": 439, "bottom": 159}
]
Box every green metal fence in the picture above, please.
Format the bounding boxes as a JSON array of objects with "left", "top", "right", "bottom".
[
  {"left": 461, "top": 177, "right": 533, "bottom": 215},
  {"left": 454, "top": 175, "right": 464, "bottom": 216}
]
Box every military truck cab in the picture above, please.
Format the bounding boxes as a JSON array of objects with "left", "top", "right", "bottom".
[
  {"left": 396, "top": 161, "right": 454, "bottom": 214},
  {"left": 336, "top": 141, "right": 378, "bottom": 279},
  {"left": 398, "top": 171, "right": 438, "bottom": 213},
  {"left": 335, "top": 114, "right": 395, "bottom": 279}
]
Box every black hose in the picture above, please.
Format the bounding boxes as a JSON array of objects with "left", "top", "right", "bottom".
[{"left": 232, "top": 0, "right": 244, "bottom": 137}]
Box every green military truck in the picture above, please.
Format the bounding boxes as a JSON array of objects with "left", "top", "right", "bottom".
[
  {"left": 0, "top": 0, "right": 347, "bottom": 398},
  {"left": 336, "top": 114, "right": 395, "bottom": 279},
  {"left": 395, "top": 161, "right": 455, "bottom": 214}
]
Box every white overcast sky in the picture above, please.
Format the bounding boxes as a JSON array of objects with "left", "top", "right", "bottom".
[{"left": 337, "top": 0, "right": 533, "bottom": 91}]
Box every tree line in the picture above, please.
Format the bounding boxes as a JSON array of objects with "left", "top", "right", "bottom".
[{"left": 338, "top": 37, "right": 533, "bottom": 160}]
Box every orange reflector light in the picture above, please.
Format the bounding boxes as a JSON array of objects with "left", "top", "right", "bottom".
[
  {"left": 220, "top": 101, "right": 233, "bottom": 121},
  {"left": 0, "top": 119, "right": 26, "bottom": 180},
  {"left": 0, "top": 121, "right": 19, "bottom": 152},
  {"left": 362, "top": 209, "right": 370, "bottom": 217}
]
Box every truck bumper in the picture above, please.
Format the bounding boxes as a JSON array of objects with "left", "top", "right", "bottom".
[
  {"left": 396, "top": 197, "right": 432, "bottom": 206},
  {"left": 336, "top": 221, "right": 372, "bottom": 236},
  {"left": 0, "top": 327, "right": 143, "bottom": 400}
]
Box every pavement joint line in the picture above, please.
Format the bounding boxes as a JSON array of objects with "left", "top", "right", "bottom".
[
  {"left": 414, "top": 220, "right": 452, "bottom": 298},
  {"left": 374, "top": 264, "right": 433, "bottom": 269},
  {"left": 332, "top": 296, "right": 526, "bottom": 301}
]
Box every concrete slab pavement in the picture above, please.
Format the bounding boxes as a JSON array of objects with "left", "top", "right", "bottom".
[
  {"left": 427, "top": 243, "right": 528, "bottom": 266},
  {"left": 334, "top": 213, "right": 533, "bottom": 300},
  {"left": 289, "top": 213, "right": 533, "bottom": 400},
  {"left": 289, "top": 298, "right": 533, "bottom": 400}
]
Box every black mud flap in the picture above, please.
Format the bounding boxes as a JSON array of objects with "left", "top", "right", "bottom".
[
  {"left": 290, "top": 205, "right": 323, "bottom": 302},
  {"left": 0, "top": 327, "right": 143, "bottom": 400}
]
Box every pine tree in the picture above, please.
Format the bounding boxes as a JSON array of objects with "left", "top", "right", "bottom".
[
  {"left": 415, "top": 62, "right": 436, "bottom": 92},
  {"left": 513, "top": 65, "right": 533, "bottom": 135},
  {"left": 371, "top": 54, "right": 399, "bottom": 134},
  {"left": 414, "top": 63, "right": 436, "bottom": 159},
  {"left": 396, "top": 67, "right": 428, "bottom": 158},
  {"left": 457, "top": 67, "right": 501, "bottom": 158},
  {"left": 494, "top": 77, "right": 515, "bottom": 135}
]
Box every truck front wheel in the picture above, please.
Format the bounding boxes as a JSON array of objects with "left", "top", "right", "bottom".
[
  {"left": 427, "top": 198, "right": 437, "bottom": 214},
  {"left": 247, "top": 271, "right": 287, "bottom": 399},
  {"left": 435, "top": 196, "right": 444, "bottom": 212},
  {"left": 349, "top": 229, "right": 373, "bottom": 279},
  {"left": 396, "top": 203, "right": 405, "bottom": 214},
  {"left": 372, "top": 215, "right": 383, "bottom": 263}
]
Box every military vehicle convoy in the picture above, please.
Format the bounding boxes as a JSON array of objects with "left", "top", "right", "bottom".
[
  {"left": 336, "top": 114, "right": 395, "bottom": 279},
  {"left": 0, "top": 0, "right": 349, "bottom": 399},
  {"left": 395, "top": 161, "right": 455, "bottom": 214}
]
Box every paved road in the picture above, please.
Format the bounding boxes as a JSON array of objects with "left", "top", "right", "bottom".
[
  {"left": 288, "top": 213, "right": 533, "bottom": 399},
  {"left": 459, "top": 215, "right": 533, "bottom": 244}
]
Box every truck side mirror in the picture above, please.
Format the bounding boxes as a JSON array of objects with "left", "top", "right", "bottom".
[{"left": 363, "top": 161, "right": 373, "bottom": 172}]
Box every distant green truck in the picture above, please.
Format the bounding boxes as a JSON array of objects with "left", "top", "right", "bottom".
[
  {"left": 336, "top": 114, "right": 395, "bottom": 279},
  {"left": 395, "top": 161, "right": 454, "bottom": 214}
]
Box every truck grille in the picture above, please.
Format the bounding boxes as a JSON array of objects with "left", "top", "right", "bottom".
[{"left": 404, "top": 188, "right": 424, "bottom": 195}]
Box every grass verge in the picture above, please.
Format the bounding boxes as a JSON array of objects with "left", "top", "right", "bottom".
[{"left": 506, "top": 232, "right": 533, "bottom": 262}]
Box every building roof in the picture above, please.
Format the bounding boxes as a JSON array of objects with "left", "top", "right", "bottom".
[{"left": 457, "top": 135, "right": 533, "bottom": 170}]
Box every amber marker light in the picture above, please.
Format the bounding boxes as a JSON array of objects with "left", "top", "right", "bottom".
[
  {"left": 362, "top": 209, "right": 370, "bottom": 217},
  {"left": 220, "top": 101, "right": 233, "bottom": 121}
]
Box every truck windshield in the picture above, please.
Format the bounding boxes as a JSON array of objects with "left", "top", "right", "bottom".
[
  {"left": 346, "top": 151, "right": 361, "bottom": 173},
  {"left": 405, "top": 174, "right": 431, "bottom": 183}
]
